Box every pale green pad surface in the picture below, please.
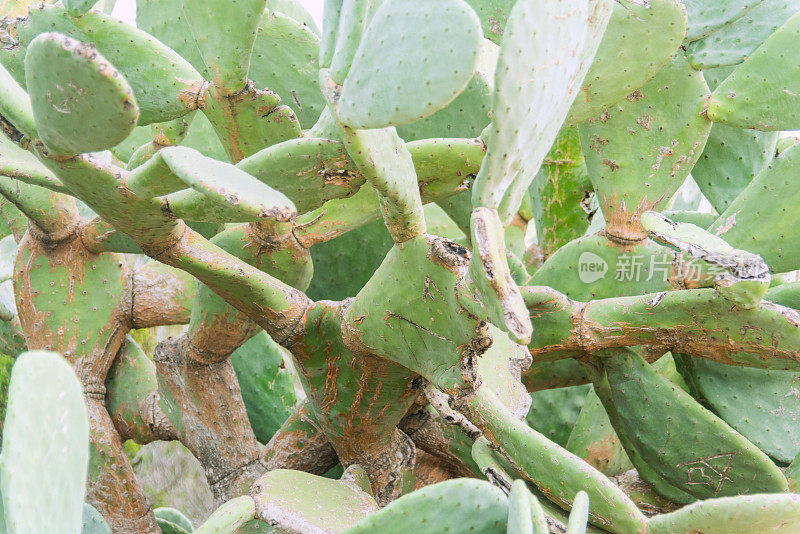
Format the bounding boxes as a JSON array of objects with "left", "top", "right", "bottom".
[
  {"left": 708, "top": 10, "right": 800, "bottom": 131},
  {"left": 337, "top": 0, "right": 482, "bottom": 129},
  {"left": 566, "top": 0, "right": 687, "bottom": 125},
  {"left": 0, "top": 352, "right": 89, "bottom": 534},
  {"left": 473, "top": 0, "right": 612, "bottom": 221},
  {"left": 685, "top": 0, "right": 800, "bottom": 69},
  {"left": 345, "top": 478, "right": 508, "bottom": 534},
  {"left": 25, "top": 32, "right": 138, "bottom": 155}
]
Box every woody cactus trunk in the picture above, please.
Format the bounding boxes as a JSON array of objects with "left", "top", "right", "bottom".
[{"left": 3, "top": 0, "right": 800, "bottom": 532}]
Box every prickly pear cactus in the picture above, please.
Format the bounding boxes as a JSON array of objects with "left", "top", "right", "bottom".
[{"left": 2, "top": 0, "right": 800, "bottom": 532}]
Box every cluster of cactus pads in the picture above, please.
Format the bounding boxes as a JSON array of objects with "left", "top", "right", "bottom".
[{"left": 6, "top": 0, "right": 800, "bottom": 531}]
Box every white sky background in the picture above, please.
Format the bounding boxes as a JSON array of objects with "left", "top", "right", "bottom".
[{"left": 110, "top": 0, "right": 324, "bottom": 27}]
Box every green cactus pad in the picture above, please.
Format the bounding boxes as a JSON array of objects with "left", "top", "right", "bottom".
[
  {"left": 462, "top": 0, "right": 516, "bottom": 44},
  {"left": 0, "top": 351, "right": 89, "bottom": 534},
  {"left": 565, "top": 491, "right": 590, "bottom": 534},
  {"left": 237, "top": 137, "right": 365, "bottom": 213},
  {"left": 81, "top": 503, "right": 112, "bottom": 534},
  {"left": 250, "top": 469, "right": 379, "bottom": 532},
  {"left": 63, "top": 0, "right": 96, "bottom": 16},
  {"left": 342, "top": 127, "right": 426, "bottom": 242},
  {"left": 319, "top": 0, "right": 343, "bottom": 69},
  {"left": 154, "top": 507, "right": 194, "bottom": 534},
  {"left": 467, "top": 386, "right": 647, "bottom": 534},
  {"left": 578, "top": 54, "right": 711, "bottom": 241},
  {"left": 194, "top": 496, "right": 256, "bottom": 534},
  {"left": 25, "top": 32, "right": 139, "bottom": 155},
  {"left": 692, "top": 123, "right": 778, "bottom": 214},
  {"left": 526, "top": 384, "right": 590, "bottom": 447},
  {"left": 135, "top": 0, "right": 204, "bottom": 73},
  {"left": 690, "top": 60, "right": 778, "bottom": 214},
  {"left": 469, "top": 207, "right": 532, "bottom": 344},
  {"left": 231, "top": 331, "right": 296, "bottom": 444},
  {"left": 568, "top": 354, "right": 688, "bottom": 480},
  {"left": 508, "top": 479, "right": 548, "bottom": 534},
  {"left": 678, "top": 356, "right": 800, "bottom": 463},
  {"left": 176, "top": 0, "right": 267, "bottom": 92},
  {"left": 566, "top": 0, "right": 687, "bottom": 125},
  {"left": 336, "top": 0, "right": 482, "bottom": 129},
  {"left": 307, "top": 217, "right": 393, "bottom": 301},
  {"left": 473, "top": 0, "right": 612, "bottom": 221},
  {"left": 707, "top": 11, "right": 800, "bottom": 131},
  {"left": 601, "top": 348, "right": 788, "bottom": 499},
  {"left": 477, "top": 323, "right": 533, "bottom": 418},
  {"left": 565, "top": 387, "right": 632, "bottom": 477},
  {"left": 395, "top": 73, "right": 492, "bottom": 142},
  {"left": 683, "top": 0, "right": 761, "bottom": 41},
  {"left": 110, "top": 125, "right": 157, "bottom": 164},
  {"left": 0, "top": 61, "right": 37, "bottom": 141},
  {"left": 250, "top": 10, "right": 324, "bottom": 128},
  {"left": 529, "top": 234, "right": 673, "bottom": 301},
  {"left": 711, "top": 143, "right": 800, "bottom": 273},
  {"left": 161, "top": 146, "right": 297, "bottom": 223},
  {"left": 327, "top": 0, "right": 373, "bottom": 84},
  {"left": 19, "top": 5, "right": 203, "bottom": 124},
  {"left": 647, "top": 493, "right": 800, "bottom": 534},
  {"left": 345, "top": 478, "right": 508, "bottom": 534},
  {"left": 685, "top": 0, "right": 800, "bottom": 69},
  {"left": 267, "top": 0, "right": 320, "bottom": 34}
]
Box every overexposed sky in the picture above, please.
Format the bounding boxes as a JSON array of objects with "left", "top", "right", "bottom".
[{"left": 111, "top": 0, "right": 324, "bottom": 27}]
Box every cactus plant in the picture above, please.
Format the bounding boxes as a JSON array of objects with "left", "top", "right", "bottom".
[{"left": 3, "top": 0, "right": 800, "bottom": 532}]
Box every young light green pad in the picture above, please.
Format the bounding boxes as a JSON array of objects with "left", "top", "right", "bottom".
[
  {"left": 646, "top": 493, "right": 800, "bottom": 534},
  {"left": 0, "top": 351, "right": 89, "bottom": 534},
  {"left": 566, "top": 0, "right": 687, "bottom": 125},
  {"left": 345, "top": 478, "right": 509, "bottom": 534},
  {"left": 472, "top": 0, "right": 612, "bottom": 223},
  {"left": 336, "top": 0, "right": 482, "bottom": 130},
  {"left": 707, "top": 11, "right": 800, "bottom": 131},
  {"left": 24, "top": 32, "right": 139, "bottom": 155}
]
